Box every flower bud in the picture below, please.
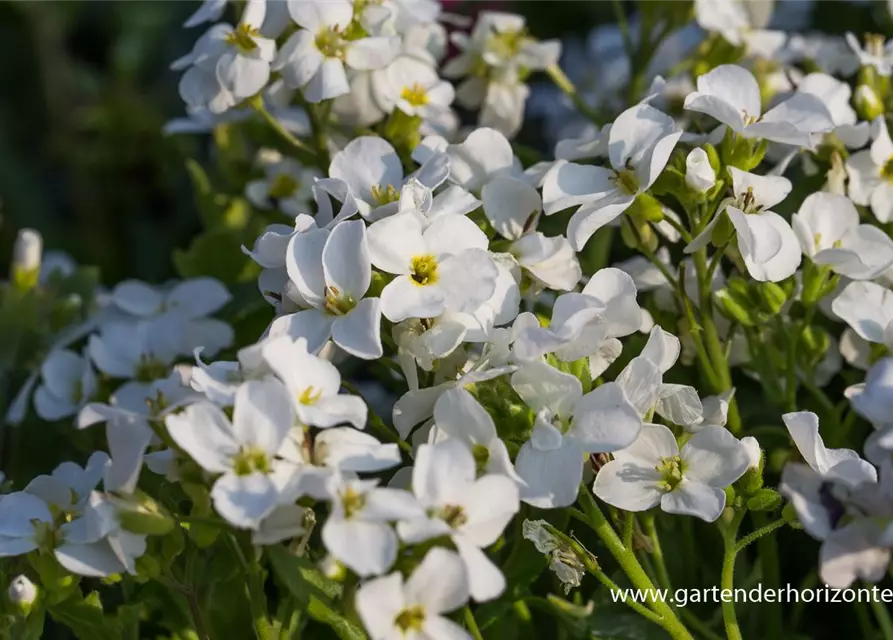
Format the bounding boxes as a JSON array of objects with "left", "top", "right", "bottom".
[
  {"left": 746, "top": 488, "right": 782, "bottom": 512},
  {"left": 758, "top": 282, "right": 788, "bottom": 315},
  {"left": 112, "top": 492, "right": 175, "bottom": 536},
  {"left": 8, "top": 575, "right": 38, "bottom": 616},
  {"left": 854, "top": 85, "right": 884, "bottom": 122},
  {"left": 11, "top": 228, "right": 42, "bottom": 292},
  {"left": 685, "top": 148, "right": 716, "bottom": 193},
  {"left": 320, "top": 556, "right": 347, "bottom": 582}
]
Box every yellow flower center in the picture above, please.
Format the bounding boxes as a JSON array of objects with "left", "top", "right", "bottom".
[
  {"left": 225, "top": 23, "right": 260, "bottom": 54},
  {"left": 232, "top": 447, "right": 271, "bottom": 476},
  {"left": 299, "top": 386, "right": 323, "bottom": 405},
  {"left": 880, "top": 155, "right": 893, "bottom": 184},
  {"left": 410, "top": 255, "right": 439, "bottom": 286},
  {"left": 394, "top": 605, "right": 426, "bottom": 633},
  {"left": 655, "top": 455, "right": 685, "bottom": 492},
  {"left": 488, "top": 28, "right": 528, "bottom": 61},
  {"left": 315, "top": 26, "right": 347, "bottom": 59},
  {"left": 438, "top": 504, "right": 468, "bottom": 529},
  {"left": 371, "top": 183, "right": 400, "bottom": 205},
  {"left": 340, "top": 486, "right": 366, "bottom": 519},
  {"left": 268, "top": 173, "right": 300, "bottom": 199},
  {"left": 614, "top": 168, "right": 640, "bottom": 196},
  {"left": 323, "top": 286, "right": 356, "bottom": 316},
  {"left": 401, "top": 82, "right": 430, "bottom": 107}
]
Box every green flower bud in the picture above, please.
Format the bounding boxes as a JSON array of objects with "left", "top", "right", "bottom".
[
  {"left": 746, "top": 488, "right": 782, "bottom": 512},
  {"left": 715, "top": 289, "right": 756, "bottom": 326},
  {"left": 854, "top": 84, "right": 885, "bottom": 122},
  {"left": 758, "top": 282, "right": 788, "bottom": 315},
  {"left": 113, "top": 492, "right": 175, "bottom": 536}
]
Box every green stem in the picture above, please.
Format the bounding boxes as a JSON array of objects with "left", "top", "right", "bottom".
[
  {"left": 734, "top": 517, "right": 785, "bottom": 553},
  {"left": 720, "top": 511, "right": 746, "bottom": 640},
  {"left": 463, "top": 606, "right": 484, "bottom": 640},
  {"left": 589, "top": 565, "right": 665, "bottom": 626},
  {"left": 249, "top": 96, "right": 316, "bottom": 160},
  {"left": 546, "top": 64, "right": 602, "bottom": 124},
  {"left": 751, "top": 513, "right": 783, "bottom": 638},
  {"left": 642, "top": 514, "right": 672, "bottom": 591},
  {"left": 871, "top": 598, "right": 893, "bottom": 640},
  {"left": 623, "top": 512, "right": 635, "bottom": 551},
  {"left": 578, "top": 488, "right": 694, "bottom": 640},
  {"left": 611, "top": 0, "right": 635, "bottom": 60}
]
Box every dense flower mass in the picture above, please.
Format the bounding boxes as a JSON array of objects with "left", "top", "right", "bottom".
[{"left": 4, "top": 1, "right": 893, "bottom": 639}]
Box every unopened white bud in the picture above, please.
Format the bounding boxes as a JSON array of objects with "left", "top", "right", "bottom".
[
  {"left": 8, "top": 575, "right": 37, "bottom": 613},
  {"left": 685, "top": 148, "right": 715, "bottom": 193},
  {"left": 11, "top": 228, "right": 42, "bottom": 291},
  {"left": 320, "top": 556, "right": 347, "bottom": 582}
]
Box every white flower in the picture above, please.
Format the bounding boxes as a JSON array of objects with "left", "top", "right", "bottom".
[
  {"left": 165, "top": 379, "right": 296, "bottom": 529},
  {"left": 512, "top": 268, "right": 641, "bottom": 362},
  {"left": 509, "top": 232, "right": 581, "bottom": 292},
  {"left": 792, "top": 191, "right": 893, "bottom": 280},
  {"left": 321, "top": 476, "right": 423, "bottom": 577},
  {"left": 542, "top": 104, "right": 682, "bottom": 250},
  {"left": 417, "top": 127, "right": 520, "bottom": 194},
  {"left": 481, "top": 175, "right": 542, "bottom": 242},
  {"left": 847, "top": 116, "right": 893, "bottom": 223},
  {"left": 261, "top": 335, "right": 367, "bottom": 429},
  {"left": 685, "top": 148, "right": 715, "bottom": 193},
  {"left": 88, "top": 319, "right": 179, "bottom": 380},
  {"left": 847, "top": 357, "right": 893, "bottom": 430},
  {"left": 796, "top": 73, "right": 870, "bottom": 149},
  {"left": 690, "top": 167, "right": 800, "bottom": 282},
  {"left": 846, "top": 32, "right": 893, "bottom": 77},
  {"left": 277, "top": 220, "right": 383, "bottom": 359},
  {"left": 831, "top": 280, "right": 893, "bottom": 347},
  {"left": 356, "top": 547, "right": 471, "bottom": 640},
  {"left": 367, "top": 212, "right": 498, "bottom": 322},
  {"left": 684, "top": 64, "right": 834, "bottom": 147},
  {"left": 782, "top": 412, "right": 877, "bottom": 485},
  {"left": 511, "top": 362, "right": 642, "bottom": 508},
  {"left": 109, "top": 277, "right": 231, "bottom": 320},
  {"left": 328, "top": 136, "right": 447, "bottom": 219},
  {"left": 274, "top": 0, "right": 398, "bottom": 103},
  {"left": 399, "top": 440, "right": 519, "bottom": 601},
  {"left": 246, "top": 154, "right": 321, "bottom": 216},
  {"left": 594, "top": 424, "right": 750, "bottom": 522},
  {"left": 430, "top": 388, "right": 520, "bottom": 480},
  {"left": 34, "top": 349, "right": 96, "bottom": 421},
  {"left": 694, "top": 0, "right": 773, "bottom": 47}
]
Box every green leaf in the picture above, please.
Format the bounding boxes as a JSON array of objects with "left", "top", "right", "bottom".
[
  {"left": 267, "top": 545, "right": 342, "bottom": 606},
  {"left": 48, "top": 592, "right": 117, "bottom": 640},
  {"left": 173, "top": 229, "right": 260, "bottom": 284},
  {"left": 306, "top": 597, "right": 367, "bottom": 640}
]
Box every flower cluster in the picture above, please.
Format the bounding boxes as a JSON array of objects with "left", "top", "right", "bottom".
[{"left": 5, "top": 1, "right": 893, "bottom": 639}]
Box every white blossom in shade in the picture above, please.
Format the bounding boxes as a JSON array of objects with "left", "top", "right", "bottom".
[
  {"left": 845, "top": 32, "right": 893, "bottom": 77},
  {"left": 398, "top": 440, "right": 519, "bottom": 601},
  {"left": 831, "top": 280, "right": 893, "bottom": 348},
  {"left": 0, "top": 492, "right": 56, "bottom": 557},
  {"left": 277, "top": 220, "right": 383, "bottom": 359},
  {"left": 278, "top": 426, "right": 402, "bottom": 501},
  {"left": 792, "top": 191, "right": 893, "bottom": 280},
  {"left": 693, "top": 0, "right": 772, "bottom": 47},
  {"left": 367, "top": 211, "right": 498, "bottom": 322},
  {"left": 847, "top": 117, "right": 893, "bottom": 223},
  {"left": 683, "top": 64, "right": 834, "bottom": 147},
  {"left": 261, "top": 335, "right": 367, "bottom": 429},
  {"left": 34, "top": 349, "right": 96, "bottom": 421},
  {"left": 24, "top": 452, "right": 109, "bottom": 515},
  {"left": 846, "top": 358, "right": 893, "bottom": 432},
  {"left": 782, "top": 412, "right": 878, "bottom": 486},
  {"left": 512, "top": 267, "right": 640, "bottom": 362},
  {"left": 87, "top": 319, "right": 180, "bottom": 380},
  {"left": 542, "top": 104, "right": 683, "bottom": 250},
  {"left": 321, "top": 476, "right": 423, "bottom": 577},
  {"left": 245, "top": 154, "right": 321, "bottom": 217},
  {"left": 356, "top": 546, "right": 471, "bottom": 640},
  {"left": 689, "top": 166, "right": 800, "bottom": 282},
  {"left": 796, "top": 73, "right": 870, "bottom": 149},
  {"left": 509, "top": 232, "right": 581, "bottom": 292},
  {"left": 430, "top": 388, "right": 520, "bottom": 481},
  {"left": 327, "top": 136, "right": 448, "bottom": 219},
  {"left": 594, "top": 424, "right": 750, "bottom": 522},
  {"left": 164, "top": 379, "right": 296, "bottom": 529},
  {"left": 190, "top": 340, "right": 272, "bottom": 407},
  {"left": 415, "top": 127, "right": 520, "bottom": 194},
  {"left": 481, "top": 175, "right": 542, "bottom": 242},
  {"left": 685, "top": 148, "right": 715, "bottom": 193},
  {"left": 109, "top": 277, "right": 231, "bottom": 320},
  {"left": 184, "top": 0, "right": 227, "bottom": 28},
  {"left": 779, "top": 411, "right": 887, "bottom": 588},
  {"left": 511, "top": 361, "right": 642, "bottom": 508},
  {"left": 274, "top": 0, "right": 398, "bottom": 103},
  {"left": 252, "top": 504, "right": 309, "bottom": 546}
]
